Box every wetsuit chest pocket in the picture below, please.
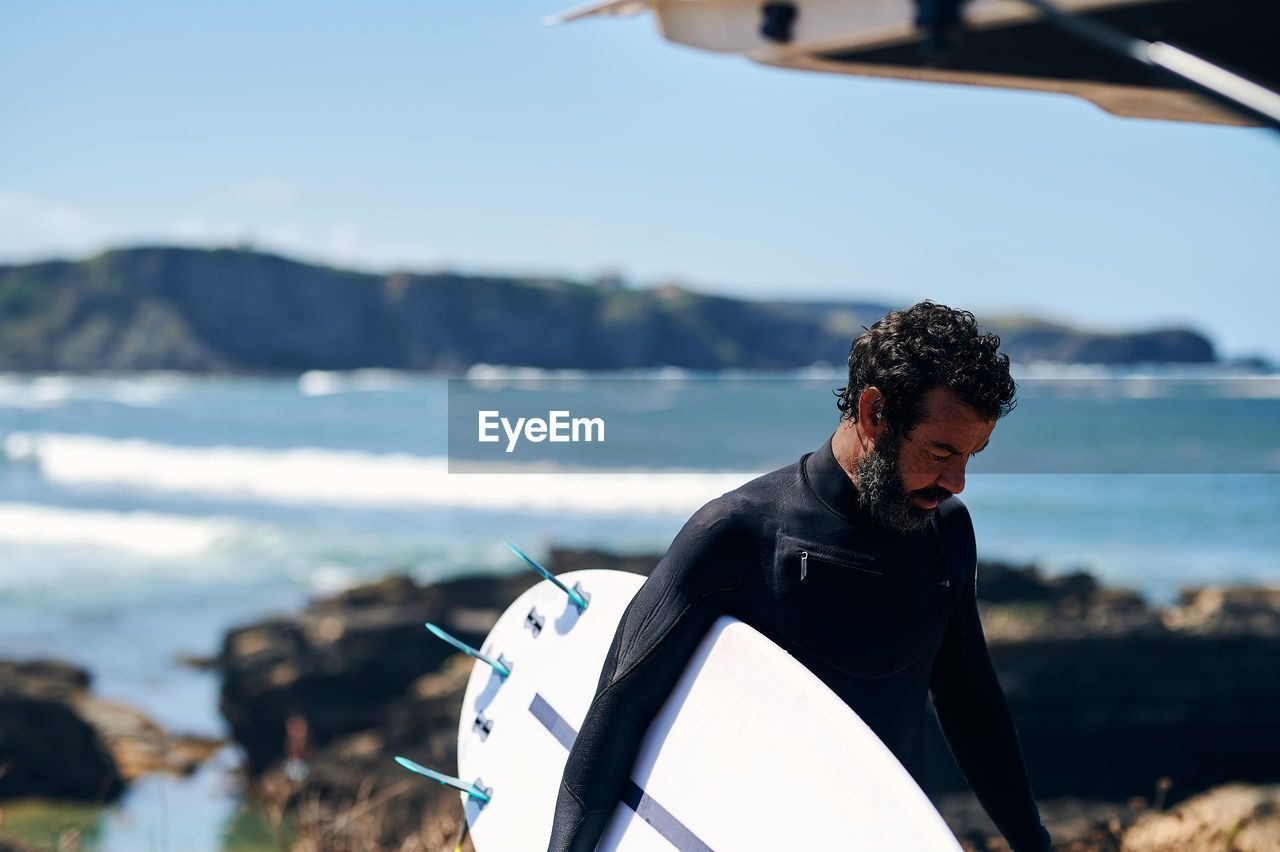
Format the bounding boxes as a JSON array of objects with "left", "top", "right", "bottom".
[{"left": 773, "top": 533, "right": 951, "bottom": 679}]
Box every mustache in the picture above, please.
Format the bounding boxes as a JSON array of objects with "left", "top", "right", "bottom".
[{"left": 909, "top": 485, "right": 952, "bottom": 503}]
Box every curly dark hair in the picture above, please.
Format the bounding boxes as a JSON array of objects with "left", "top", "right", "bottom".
[{"left": 835, "top": 301, "right": 1016, "bottom": 432}]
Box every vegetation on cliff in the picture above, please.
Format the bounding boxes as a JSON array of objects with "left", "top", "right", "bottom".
[{"left": 0, "top": 247, "right": 1216, "bottom": 372}]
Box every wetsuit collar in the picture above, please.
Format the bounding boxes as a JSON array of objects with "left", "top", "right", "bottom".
[{"left": 802, "top": 436, "right": 867, "bottom": 525}]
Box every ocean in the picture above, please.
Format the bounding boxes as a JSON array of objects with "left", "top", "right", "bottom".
[{"left": 0, "top": 367, "right": 1277, "bottom": 850}]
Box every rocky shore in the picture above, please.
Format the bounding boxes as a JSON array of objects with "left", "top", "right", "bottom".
[
  {"left": 0, "top": 660, "right": 221, "bottom": 804},
  {"left": 925, "top": 569, "right": 1280, "bottom": 803},
  {"left": 216, "top": 572, "right": 543, "bottom": 851},
  {"left": 208, "top": 550, "right": 1280, "bottom": 851},
  {"left": 0, "top": 659, "right": 224, "bottom": 850},
  {"left": 4, "top": 552, "right": 1278, "bottom": 851}
]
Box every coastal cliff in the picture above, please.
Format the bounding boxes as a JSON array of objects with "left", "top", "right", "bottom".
[{"left": 0, "top": 247, "right": 1217, "bottom": 372}]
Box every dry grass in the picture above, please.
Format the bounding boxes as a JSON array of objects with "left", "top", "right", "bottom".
[{"left": 257, "top": 772, "right": 475, "bottom": 852}]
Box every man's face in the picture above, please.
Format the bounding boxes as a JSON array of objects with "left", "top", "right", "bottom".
[{"left": 855, "top": 386, "right": 996, "bottom": 533}]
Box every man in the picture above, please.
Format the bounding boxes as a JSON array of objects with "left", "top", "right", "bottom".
[{"left": 549, "top": 301, "right": 1052, "bottom": 852}]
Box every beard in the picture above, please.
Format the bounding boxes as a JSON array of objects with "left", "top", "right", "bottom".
[{"left": 854, "top": 433, "right": 951, "bottom": 533}]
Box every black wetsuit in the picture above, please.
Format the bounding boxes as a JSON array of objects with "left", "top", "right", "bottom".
[{"left": 549, "top": 439, "right": 1052, "bottom": 852}]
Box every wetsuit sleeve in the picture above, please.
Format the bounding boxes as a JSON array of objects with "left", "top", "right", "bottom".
[
  {"left": 929, "top": 508, "right": 1052, "bottom": 852},
  {"left": 547, "top": 504, "right": 741, "bottom": 852}
]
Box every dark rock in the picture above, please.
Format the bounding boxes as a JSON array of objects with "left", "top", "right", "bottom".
[
  {"left": 976, "top": 561, "right": 1100, "bottom": 606},
  {"left": 0, "top": 660, "right": 89, "bottom": 699},
  {"left": 218, "top": 572, "right": 538, "bottom": 774},
  {"left": 924, "top": 580, "right": 1280, "bottom": 801},
  {"left": 75, "top": 699, "right": 222, "bottom": 782},
  {"left": 251, "top": 655, "right": 476, "bottom": 852},
  {"left": 972, "top": 561, "right": 1160, "bottom": 641},
  {"left": 219, "top": 552, "right": 656, "bottom": 847},
  {"left": 0, "top": 659, "right": 222, "bottom": 803},
  {"left": 176, "top": 653, "right": 219, "bottom": 671},
  {"left": 219, "top": 556, "right": 653, "bottom": 779},
  {"left": 0, "top": 661, "right": 123, "bottom": 802},
  {"left": 1161, "top": 586, "right": 1280, "bottom": 636},
  {"left": 993, "top": 634, "right": 1279, "bottom": 799}
]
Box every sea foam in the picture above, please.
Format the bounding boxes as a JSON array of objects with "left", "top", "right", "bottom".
[
  {"left": 0, "top": 502, "right": 237, "bottom": 558},
  {"left": 3, "top": 432, "right": 754, "bottom": 514},
  {"left": 0, "top": 373, "right": 196, "bottom": 409}
]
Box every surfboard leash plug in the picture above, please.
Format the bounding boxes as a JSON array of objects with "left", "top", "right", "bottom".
[{"left": 525, "top": 607, "right": 546, "bottom": 636}]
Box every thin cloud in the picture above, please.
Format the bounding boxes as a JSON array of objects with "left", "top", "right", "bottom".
[
  {"left": 229, "top": 179, "right": 296, "bottom": 205},
  {"left": 0, "top": 190, "right": 440, "bottom": 275},
  {"left": 0, "top": 190, "right": 104, "bottom": 257},
  {"left": 557, "top": 224, "right": 594, "bottom": 250}
]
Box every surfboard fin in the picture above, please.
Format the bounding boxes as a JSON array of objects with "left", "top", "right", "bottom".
[
  {"left": 425, "top": 622, "right": 512, "bottom": 677},
  {"left": 394, "top": 756, "right": 493, "bottom": 804},
  {"left": 506, "top": 542, "right": 590, "bottom": 611}
]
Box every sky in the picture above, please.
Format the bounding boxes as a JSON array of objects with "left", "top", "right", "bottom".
[{"left": 2, "top": 0, "right": 1278, "bottom": 360}]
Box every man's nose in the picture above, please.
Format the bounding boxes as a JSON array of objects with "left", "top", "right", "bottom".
[{"left": 937, "top": 458, "right": 967, "bottom": 495}]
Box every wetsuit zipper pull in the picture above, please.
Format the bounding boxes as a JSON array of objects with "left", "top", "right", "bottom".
[{"left": 800, "top": 550, "right": 808, "bottom": 581}]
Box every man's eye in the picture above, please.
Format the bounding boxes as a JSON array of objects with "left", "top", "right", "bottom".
[{"left": 929, "top": 452, "right": 949, "bottom": 463}]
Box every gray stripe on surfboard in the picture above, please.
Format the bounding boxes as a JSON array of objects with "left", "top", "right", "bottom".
[
  {"left": 619, "top": 780, "right": 713, "bottom": 852},
  {"left": 529, "top": 692, "right": 578, "bottom": 751},
  {"left": 528, "top": 693, "right": 714, "bottom": 852}
]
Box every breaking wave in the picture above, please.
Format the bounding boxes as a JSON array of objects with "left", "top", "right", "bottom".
[
  {"left": 0, "top": 502, "right": 239, "bottom": 558},
  {"left": 2, "top": 431, "right": 754, "bottom": 514}
]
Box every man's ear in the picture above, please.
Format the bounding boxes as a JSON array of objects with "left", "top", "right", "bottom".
[{"left": 857, "top": 387, "right": 887, "bottom": 447}]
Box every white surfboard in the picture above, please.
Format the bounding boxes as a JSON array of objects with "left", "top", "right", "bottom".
[
  {"left": 453, "top": 569, "right": 648, "bottom": 850},
  {"left": 547, "top": 0, "right": 1264, "bottom": 127},
  {"left": 451, "top": 568, "right": 961, "bottom": 851}
]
